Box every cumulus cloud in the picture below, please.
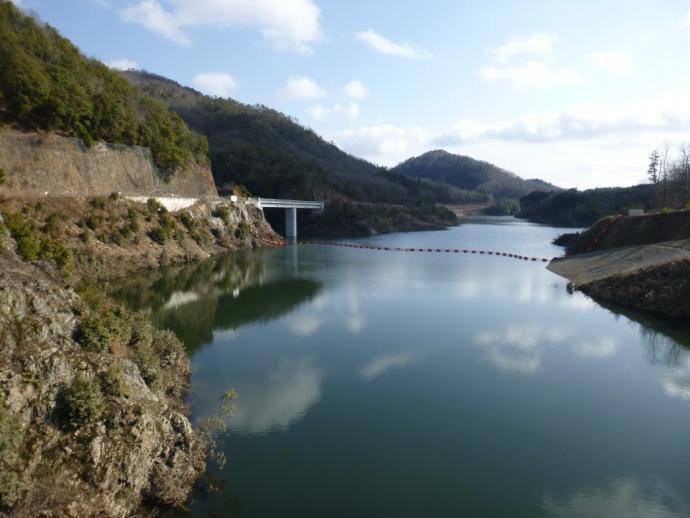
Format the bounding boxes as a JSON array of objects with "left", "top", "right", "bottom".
[
  {"left": 106, "top": 58, "right": 139, "bottom": 70},
  {"left": 122, "top": 1, "right": 190, "bottom": 45},
  {"left": 191, "top": 71, "right": 238, "bottom": 97},
  {"left": 307, "top": 101, "right": 360, "bottom": 121},
  {"left": 480, "top": 33, "right": 581, "bottom": 88},
  {"left": 120, "top": 0, "right": 322, "bottom": 52},
  {"left": 338, "top": 124, "right": 428, "bottom": 161},
  {"left": 680, "top": 10, "right": 690, "bottom": 32},
  {"left": 434, "top": 95, "right": 690, "bottom": 145},
  {"left": 355, "top": 29, "right": 432, "bottom": 59},
  {"left": 279, "top": 76, "right": 326, "bottom": 100},
  {"left": 587, "top": 51, "right": 634, "bottom": 75},
  {"left": 342, "top": 80, "right": 369, "bottom": 100},
  {"left": 490, "top": 33, "right": 556, "bottom": 63},
  {"left": 480, "top": 61, "right": 583, "bottom": 88}
]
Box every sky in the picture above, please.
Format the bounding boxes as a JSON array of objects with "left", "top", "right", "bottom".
[{"left": 11, "top": 0, "right": 690, "bottom": 188}]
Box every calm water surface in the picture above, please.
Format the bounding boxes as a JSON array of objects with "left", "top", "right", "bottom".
[{"left": 114, "top": 217, "right": 690, "bottom": 518}]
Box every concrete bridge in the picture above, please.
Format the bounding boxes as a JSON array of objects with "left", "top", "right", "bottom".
[
  {"left": 255, "top": 198, "right": 324, "bottom": 239},
  {"left": 126, "top": 195, "right": 324, "bottom": 239}
]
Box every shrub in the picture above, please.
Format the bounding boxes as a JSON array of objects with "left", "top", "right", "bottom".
[
  {"left": 74, "top": 314, "right": 113, "bottom": 352},
  {"left": 146, "top": 198, "right": 165, "bottom": 215},
  {"left": 0, "top": 407, "right": 21, "bottom": 507},
  {"left": 90, "top": 197, "right": 106, "bottom": 210},
  {"left": 179, "top": 211, "right": 196, "bottom": 231},
  {"left": 149, "top": 226, "right": 168, "bottom": 245},
  {"left": 39, "top": 238, "right": 72, "bottom": 274},
  {"left": 213, "top": 205, "right": 231, "bottom": 225},
  {"left": 235, "top": 221, "right": 251, "bottom": 240},
  {"left": 76, "top": 278, "right": 103, "bottom": 309},
  {"left": 64, "top": 374, "right": 104, "bottom": 427},
  {"left": 126, "top": 209, "right": 140, "bottom": 233},
  {"left": 3, "top": 213, "right": 40, "bottom": 261},
  {"left": 100, "top": 366, "right": 129, "bottom": 398},
  {"left": 0, "top": 167, "right": 5, "bottom": 186}
]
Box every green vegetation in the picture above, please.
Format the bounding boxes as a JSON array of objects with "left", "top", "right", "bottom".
[
  {"left": 0, "top": 167, "right": 5, "bottom": 185},
  {"left": 518, "top": 185, "right": 654, "bottom": 227},
  {"left": 100, "top": 366, "right": 129, "bottom": 398},
  {"left": 0, "top": 2, "right": 207, "bottom": 173},
  {"left": 0, "top": 405, "right": 22, "bottom": 508},
  {"left": 391, "top": 149, "right": 558, "bottom": 201},
  {"left": 3, "top": 212, "right": 72, "bottom": 273},
  {"left": 122, "top": 71, "right": 460, "bottom": 234},
  {"left": 63, "top": 374, "right": 104, "bottom": 427}
]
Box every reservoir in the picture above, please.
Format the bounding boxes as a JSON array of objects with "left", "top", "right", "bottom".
[{"left": 114, "top": 217, "right": 690, "bottom": 517}]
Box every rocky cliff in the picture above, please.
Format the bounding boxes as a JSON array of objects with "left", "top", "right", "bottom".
[{"left": 0, "top": 129, "right": 218, "bottom": 198}]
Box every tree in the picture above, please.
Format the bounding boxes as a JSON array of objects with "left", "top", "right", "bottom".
[{"left": 647, "top": 149, "right": 660, "bottom": 185}]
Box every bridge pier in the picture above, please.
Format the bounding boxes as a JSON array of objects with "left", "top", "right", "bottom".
[{"left": 285, "top": 207, "right": 297, "bottom": 239}]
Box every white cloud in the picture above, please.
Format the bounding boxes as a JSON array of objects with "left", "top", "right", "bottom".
[
  {"left": 342, "top": 80, "right": 369, "bottom": 100},
  {"left": 359, "top": 352, "right": 416, "bottom": 381},
  {"left": 308, "top": 103, "right": 330, "bottom": 121},
  {"left": 355, "top": 29, "right": 432, "bottom": 59},
  {"left": 490, "top": 33, "right": 556, "bottom": 63},
  {"left": 679, "top": 10, "right": 690, "bottom": 32},
  {"left": 307, "top": 101, "right": 360, "bottom": 121},
  {"left": 434, "top": 94, "right": 690, "bottom": 145},
  {"left": 106, "top": 58, "right": 139, "bottom": 70},
  {"left": 280, "top": 76, "right": 326, "bottom": 100},
  {"left": 120, "top": 0, "right": 322, "bottom": 53},
  {"left": 480, "top": 61, "right": 583, "bottom": 88},
  {"left": 191, "top": 71, "right": 239, "bottom": 97},
  {"left": 480, "top": 33, "right": 582, "bottom": 88},
  {"left": 587, "top": 51, "right": 634, "bottom": 75},
  {"left": 338, "top": 124, "right": 428, "bottom": 162},
  {"left": 333, "top": 101, "right": 360, "bottom": 119},
  {"left": 122, "top": 1, "right": 190, "bottom": 46}
]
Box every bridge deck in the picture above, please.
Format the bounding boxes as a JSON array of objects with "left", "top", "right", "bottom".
[{"left": 256, "top": 198, "right": 324, "bottom": 210}]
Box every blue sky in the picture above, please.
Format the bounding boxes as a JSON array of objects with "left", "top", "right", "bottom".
[{"left": 12, "top": 0, "right": 690, "bottom": 188}]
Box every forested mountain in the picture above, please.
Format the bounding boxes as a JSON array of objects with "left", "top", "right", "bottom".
[
  {"left": 0, "top": 1, "right": 207, "bottom": 174},
  {"left": 122, "top": 71, "right": 471, "bottom": 235},
  {"left": 518, "top": 185, "right": 655, "bottom": 227},
  {"left": 391, "top": 150, "right": 559, "bottom": 201}
]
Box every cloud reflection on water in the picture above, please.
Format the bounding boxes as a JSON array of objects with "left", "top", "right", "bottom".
[
  {"left": 359, "top": 352, "right": 417, "bottom": 381},
  {"left": 230, "top": 358, "right": 323, "bottom": 434},
  {"left": 542, "top": 477, "right": 689, "bottom": 518}
]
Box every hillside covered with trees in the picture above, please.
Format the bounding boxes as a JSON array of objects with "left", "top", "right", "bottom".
[
  {"left": 122, "top": 71, "right": 468, "bottom": 235},
  {"left": 0, "top": 1, "right": 207, "bottom": 174},
  {"left": 391, "top": 150, "right": 559, "bottom": 207},
  {"left": 518, "top": 185, "right": 655, "bottom": 227}
]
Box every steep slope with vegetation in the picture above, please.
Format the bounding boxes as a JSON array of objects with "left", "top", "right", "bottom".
[
  {"left": 391, "top": 150, "right": 558, "bottom": 205},
  {"left": 519, "top": 184, "right": 654, "bottom": 227},
  {"left": 0, "top": 1, "right": 207, "bottom": 176},
  {"left": 122, "top": 71, "right": 460, "bottom": 235},
  {"left": 0, "top": 195, "right": 276, "bottom": 514}
]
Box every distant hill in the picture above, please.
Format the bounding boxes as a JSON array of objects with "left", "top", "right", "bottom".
[
  {"left": 391, "top": 150, "right": 559, "bottom": 201},
  {"left": 518, "top": 185, "right": 654, "bottom": 227},
  {"left": 0, "top": 1, "right": 207, "bottom": 175},
  {"left": 122, "top": 71, "right": 472, "bottom": 235}
]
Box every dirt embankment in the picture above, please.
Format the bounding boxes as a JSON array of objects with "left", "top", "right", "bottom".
[
  {"left": 549, "top": 210, "right": 690, "bottom": 320},
  {"left": 561, "top": 210, "right": 690, "bottom": 255}
]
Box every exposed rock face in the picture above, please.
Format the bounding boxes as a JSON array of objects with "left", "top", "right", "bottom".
[
  {"left": 0, "top": 259, "right": 205, "bottom": 517},
  {"left": 0, "top": 129, "right": 217, "bottom": 198}
]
